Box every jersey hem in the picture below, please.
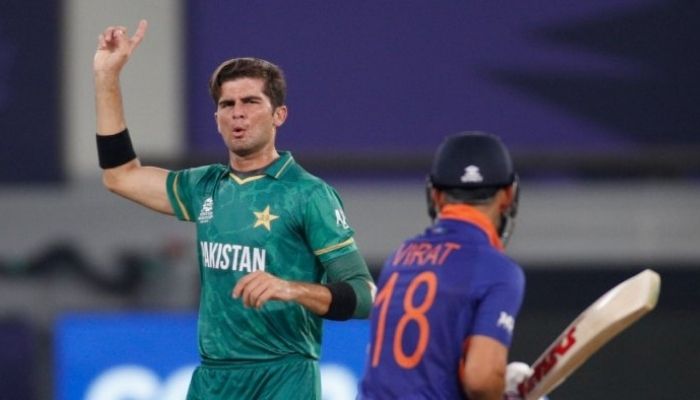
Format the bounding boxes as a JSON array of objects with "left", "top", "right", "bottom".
[{"left": 200, "top": 353, "right": 317, "bottom": 369}]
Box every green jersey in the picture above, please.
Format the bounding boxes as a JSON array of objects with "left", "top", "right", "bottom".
[{"left": 166, "top": 152, "right": 358, "bottom": 365}]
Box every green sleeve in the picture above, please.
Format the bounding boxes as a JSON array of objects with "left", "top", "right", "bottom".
[
  {"left": 165, "top": 165, "right": 223, "bottom": 222},
  {"left": 166, "top": 170, "right": 193, "bottom": 221},
  {"left": 323, "top": 250, "right": 376, "bottom": 319},
  {"left": 304, "top": 184, "right": 357, "bottom": 263}
]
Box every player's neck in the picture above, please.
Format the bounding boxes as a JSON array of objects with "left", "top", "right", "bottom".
[{"left": 230, "top": 148, "right": 280, "bottom": 172}]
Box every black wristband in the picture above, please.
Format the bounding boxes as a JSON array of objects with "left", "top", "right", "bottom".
[
  {"left": 96, "top": 128, "right": 137, "bottom": 169},
  {"left": 322, "top": 282, "right": 357, "bottom": 321}
]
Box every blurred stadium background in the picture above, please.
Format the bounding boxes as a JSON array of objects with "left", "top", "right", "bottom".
[{"left": 1, "top": 0, "right": 698, "bottom": 398}]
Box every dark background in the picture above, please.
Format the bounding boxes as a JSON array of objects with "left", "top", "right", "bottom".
[{"left": 186, "top": 0, "right": 700, "bottom": 179}]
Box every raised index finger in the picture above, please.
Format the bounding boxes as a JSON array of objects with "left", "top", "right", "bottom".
[{"left": 130, "top": 19, "right": 149, "bottom": 49}]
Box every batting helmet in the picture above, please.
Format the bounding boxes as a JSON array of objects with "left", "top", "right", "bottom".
[{"left": 427, "top": 131, "right": 520, "bottom": 245}]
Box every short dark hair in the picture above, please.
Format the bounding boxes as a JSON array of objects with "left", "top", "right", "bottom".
[{"left": 208, "top": 57, "right": 287, "bottom": 109}]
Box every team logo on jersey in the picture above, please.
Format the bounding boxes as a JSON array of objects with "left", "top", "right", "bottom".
[
  {"left": 253, "top": 205, "right": 279, "bottom": 231},
  {"left": 198, "top": 197, "right": 214, "bottom": 223},
  {"left": 335, "top": 208, "right": 349, "bottom": 229},
  {"left": 497, "top": 311, "right": 515, "bottom": 334},
  {"left": 460, "top": 165, "right": 483, "bottom": 183}
]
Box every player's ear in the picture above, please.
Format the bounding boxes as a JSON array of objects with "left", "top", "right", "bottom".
[
  {"left": 431, "top": 188, "right": 446, "bottom": 214},
  {"left": 214, "top": 112, "right": 222, "bottom": 132},
  {"left": 499, "top": 186, "right": 514, "bottom": 212},
  {"left": 432, "top": 188, "right": 443, "bottom": 205},
  {"left": 273, "top": 105, "right": 287, "bottom": 127}
]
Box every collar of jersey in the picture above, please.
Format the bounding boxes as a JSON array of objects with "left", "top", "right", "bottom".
[
  {"left": 438, "top": 204, "right": 504, "bottom": 251},
  {"left": 228, "top": 151, "right": 295, "bottom": 184}
]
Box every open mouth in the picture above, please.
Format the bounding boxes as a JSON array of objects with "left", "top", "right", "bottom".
[{"left": 232, "top": 127, "right": 246, "bottom": 137}]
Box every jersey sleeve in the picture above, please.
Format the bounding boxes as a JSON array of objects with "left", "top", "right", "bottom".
[
  {"left": 324, "top": 250, "right": 375, "bottom": 319},
  {"left": 166, "top": 165, "right": 218, "bottom": 222},
  {"left": 303, "top": 183, "right": 358, "bottom": 263},
  {"left": 471, "top": 262, "right": 525, "bottom": 347}
]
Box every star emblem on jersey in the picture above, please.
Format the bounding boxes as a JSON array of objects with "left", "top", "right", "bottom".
[{"left": 253, "top": 205, "right": 279, "bottom": 231}]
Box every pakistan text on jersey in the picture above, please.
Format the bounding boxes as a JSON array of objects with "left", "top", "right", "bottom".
[
  {"left": 391, "top": 242, "right": 461, "bottom": 267},
  {"left": 200, "top": 241, "right": 266, "bottom": 272}
]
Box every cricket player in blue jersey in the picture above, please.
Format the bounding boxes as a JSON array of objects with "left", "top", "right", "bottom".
[{"left": 360, "top": 132, "right": 539, "bottom": 400}]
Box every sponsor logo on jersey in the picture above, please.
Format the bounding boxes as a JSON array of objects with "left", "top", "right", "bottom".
[
  {"left": 460, "top": 165, "right": 483, "bottom": 183},
  {"left": 335, "top": 208, "right": 349, "bottom": 229},
  {"left": 197, "top": 197, "right": 214, "bottom": 223},
  {"left": 200, "top": 241, "right": 266, "bottom": 272},
  {"left": 497, "top": 311, "right": 515, "bottom": 334}
]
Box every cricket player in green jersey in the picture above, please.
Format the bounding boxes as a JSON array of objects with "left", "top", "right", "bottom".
[{"left": 93, "top": 20, "right": 375, "bottom": 399}]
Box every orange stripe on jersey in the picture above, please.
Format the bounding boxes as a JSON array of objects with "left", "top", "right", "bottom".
[{"left": 439, "top": 204, "right": 504, "bottom": 251}]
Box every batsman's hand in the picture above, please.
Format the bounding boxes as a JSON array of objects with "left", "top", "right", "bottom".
[
  {"left": 504, "top": 362, "right": 549, "bottom": 400},
  {"left": 94, "top": 20, "right": 148, "bottom": 75},
  {"left": 232, "top": 271, "right": 297, "bottom": 309}
]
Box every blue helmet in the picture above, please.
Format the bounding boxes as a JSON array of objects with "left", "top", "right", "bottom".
[
  {"left": 427, "top": 131, "right": 520, "bottom": 245},
  {"left": 430, "top": 131, "right": 516, "bottom": 190}
]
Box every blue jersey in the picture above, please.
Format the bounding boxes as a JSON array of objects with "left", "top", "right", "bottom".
[{"left": 359, "top": 204, "right": 525, "bottom": 399}]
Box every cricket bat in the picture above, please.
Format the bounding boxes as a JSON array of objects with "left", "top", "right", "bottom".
[{"left": 518, "top": 269, "right": 661, "bottom": 400}]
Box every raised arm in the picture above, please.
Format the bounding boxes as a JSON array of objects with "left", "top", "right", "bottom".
[{"left": 94, "top": 20, "right": 173, "bottom": 215}]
